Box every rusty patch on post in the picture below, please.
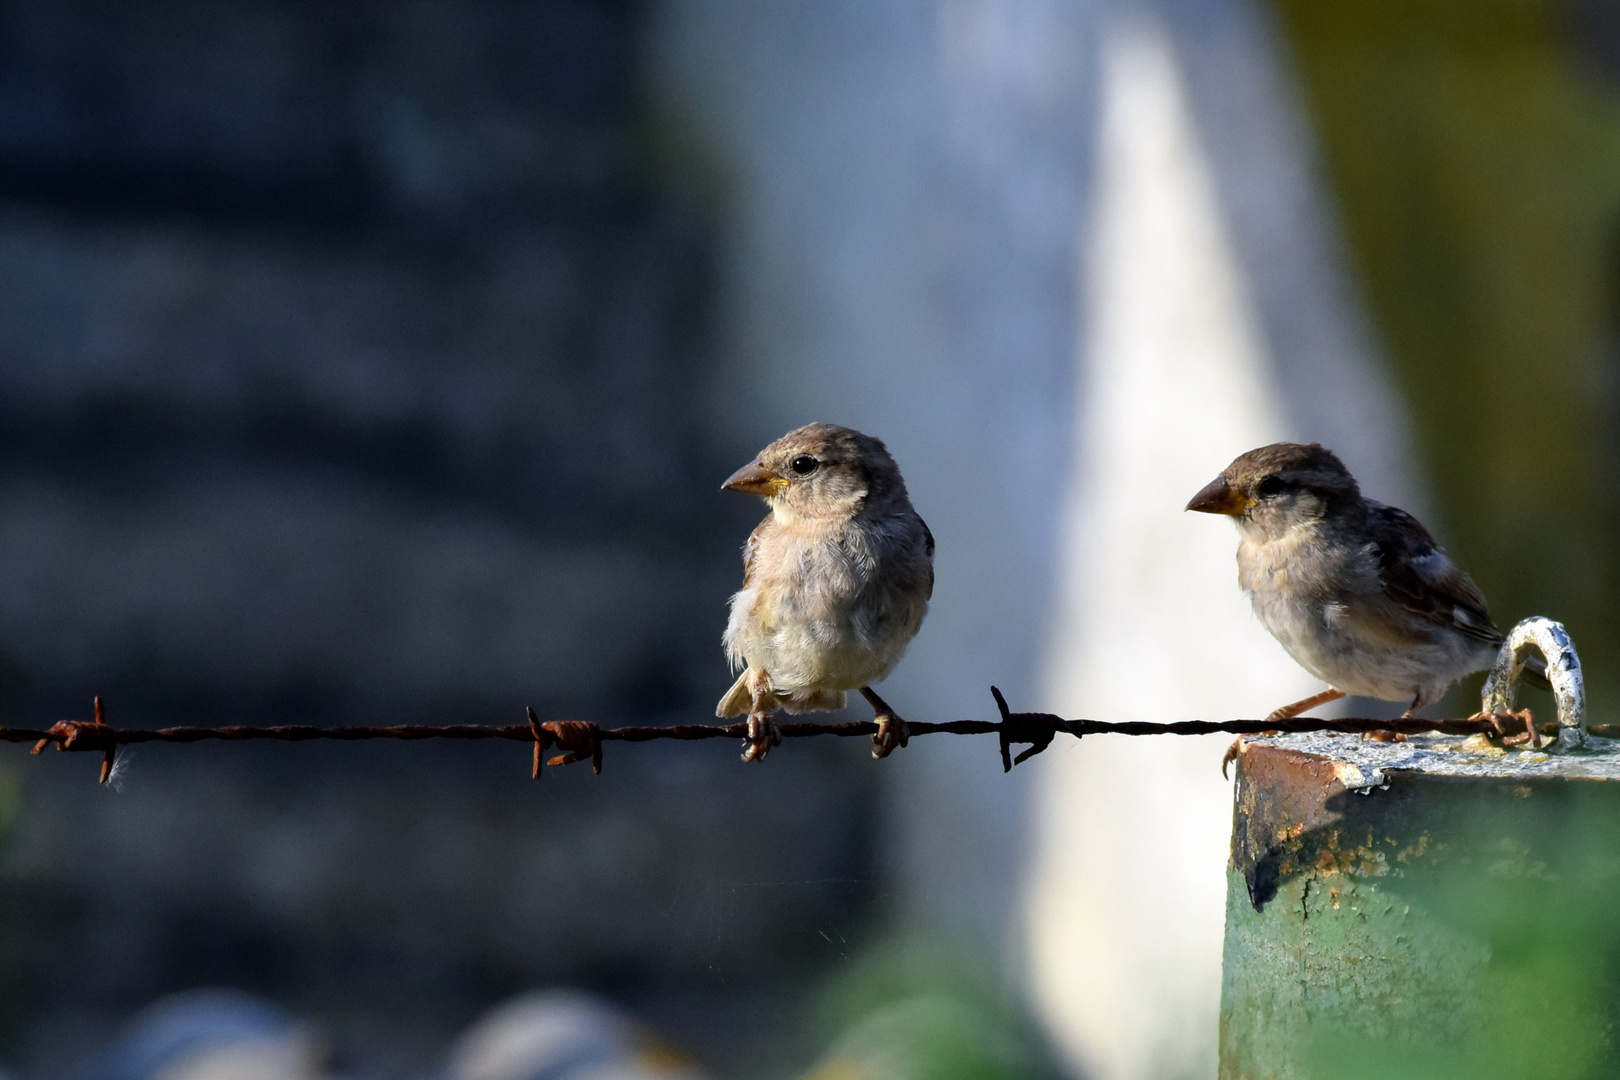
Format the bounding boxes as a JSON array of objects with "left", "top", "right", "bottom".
[{"left": 1232, "top": 744, "right": 1359, "bottom": 911}]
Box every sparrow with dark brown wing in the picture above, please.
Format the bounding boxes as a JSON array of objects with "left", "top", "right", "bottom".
[
  {"left": 1187, "top": 443, "right": 1538, "bottom": 768},
  {"left": 718, "top": 423, "right": 934, "bottom": 762}
]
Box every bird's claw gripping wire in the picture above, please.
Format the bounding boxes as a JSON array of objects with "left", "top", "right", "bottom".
[
  {"left": 860, "top": 687, "right": 910, "bottom": 759},
  {"left": 740, "top": 712, "right": 781, "bottom": 763},
  {"left": 1468, "top": 707, "right": 1539, "bottom": 749},
  {"left": 1221, "top": 739, "right": 1243, "bottom": 780}
]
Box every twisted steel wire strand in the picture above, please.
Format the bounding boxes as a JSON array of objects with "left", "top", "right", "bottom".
[{"left": 12, "top": 689, "right": 1592, "bottom": 784}]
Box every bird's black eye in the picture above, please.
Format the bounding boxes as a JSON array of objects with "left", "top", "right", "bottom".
[
  {"left": 1257, "top": 474, "right": 1287, "bottom": 497},
  {"left": 790, "top": 454, "right": 819, "bottom": 475}
]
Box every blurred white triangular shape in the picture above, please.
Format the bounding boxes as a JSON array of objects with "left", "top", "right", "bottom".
[{"left": 1024, "top": 17, "right": 1323, "bottom": 1080}]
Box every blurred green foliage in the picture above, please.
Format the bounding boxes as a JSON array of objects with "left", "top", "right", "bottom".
[
  {"left": 1268, "top": 0, "right": 1620, "bottom": 706},
  {"left": 799, "top": 939, "right": 1055, "bottom": 1080}
]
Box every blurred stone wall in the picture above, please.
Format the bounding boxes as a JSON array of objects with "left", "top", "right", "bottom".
[
  {"left": 0, "top": 4, "right": 881, "bottom": 1077},
  {"left": 0, "top": 0, "right": 734, "bottom": 724}
]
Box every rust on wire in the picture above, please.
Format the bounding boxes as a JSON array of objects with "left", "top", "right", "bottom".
[
  {"left": 30, "top": 694, "right": 120, "bottom": 784},
  {"left": 0, "top": 688, "right": 1590, "bottom": 785},
  {"left": 525, "top": 706, "right": 551, "bottom": 779},
  {"left": 541, "top": 720, "right": 602, "bottom": 774}
]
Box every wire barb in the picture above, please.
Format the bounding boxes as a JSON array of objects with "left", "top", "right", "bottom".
[
  {"left": 94, "top": 696, "right": 116, "bottom": 784},
  {"left": 526, "top": 706, "right": 551, "bottom": 779},
  {"left": 542, "top": 720, "right": 602, "bottom": 774},
  {"left": 991, "top": 686, "right": 1060, "bottom": 772}
]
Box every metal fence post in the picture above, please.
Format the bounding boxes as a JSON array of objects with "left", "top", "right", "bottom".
[{"left": 1218, "top": 619, "right": 1620, "bottom": 1080}]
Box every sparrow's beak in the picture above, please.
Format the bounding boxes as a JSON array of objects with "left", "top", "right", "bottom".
[
  {"left": 1186, "top": 475, "right": 1250, "bottom": 516},
  {"left": 722, "top": 461, "right": 790, "bottom": 496}
]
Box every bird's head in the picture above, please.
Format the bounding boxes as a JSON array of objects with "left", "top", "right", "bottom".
[
  {"left": 722, "top": 423, "right": 905, "bottom": 524},
  {"left": 1185, "top": 442, "right": 1362, "bottom": 540}
]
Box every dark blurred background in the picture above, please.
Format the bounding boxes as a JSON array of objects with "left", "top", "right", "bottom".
[
  {"left": 0, "top": 2, "right": 1617, "bottom": 1080},
  {"left": 0, "top": 0, "right": 736, "bottom": 727},
  {"left": 0, "top": 3, "right": 889, "bottom": 1077}
]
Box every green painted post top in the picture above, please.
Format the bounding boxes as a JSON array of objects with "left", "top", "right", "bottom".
[{"left": 1219, "top": 731, "right": 1620, "bottom": 1080}]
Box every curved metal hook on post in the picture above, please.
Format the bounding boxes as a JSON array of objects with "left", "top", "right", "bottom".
[{"left": 1481, "top": 617, "right": 1586, "bottom": 753}]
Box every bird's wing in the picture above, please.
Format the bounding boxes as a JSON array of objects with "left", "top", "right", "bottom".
[
  {"left": 922, "top": 520, "right": 935, "bottom": 602},
  {"left": 1366, "top": 501, "right": 1501, "bottom": 646}
]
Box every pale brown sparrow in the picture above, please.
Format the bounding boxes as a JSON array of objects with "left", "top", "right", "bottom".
[
  {"left": 717, "top": 423, "right": 934, "bottom": 762},
  {"left": 1187, "top": 443, "right": 1536, "bottom": 753}
]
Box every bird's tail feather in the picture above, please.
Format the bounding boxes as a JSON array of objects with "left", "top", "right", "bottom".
[{"left": 716, "top": 672, "right": 753, "bottom": 718}]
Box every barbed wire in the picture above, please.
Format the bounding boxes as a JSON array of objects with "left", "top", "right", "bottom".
[{"left": 12, "top": 690, "right": 1600, "bottom": 785}]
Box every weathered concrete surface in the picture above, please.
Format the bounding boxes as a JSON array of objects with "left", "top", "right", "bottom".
[{"left": 1221, "top": 734, "right": 1620, "bottom": 1080}]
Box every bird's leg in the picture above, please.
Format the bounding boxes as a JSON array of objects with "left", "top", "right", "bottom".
[
  {"left": 1367, "top": 693, "right": 1418, "bottom": 743},
  {"left": 741, "top": 673, "right": 782, "bottom": 763},
  {"left": 1266, "top": 687, "right": 1348, "bottom": 723},
  {"left": 1224, "top": 687, "right": 1348, "bottom": 778},
  {"left": 860, "top": 687, "right": 910, "bottom": 760}
]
